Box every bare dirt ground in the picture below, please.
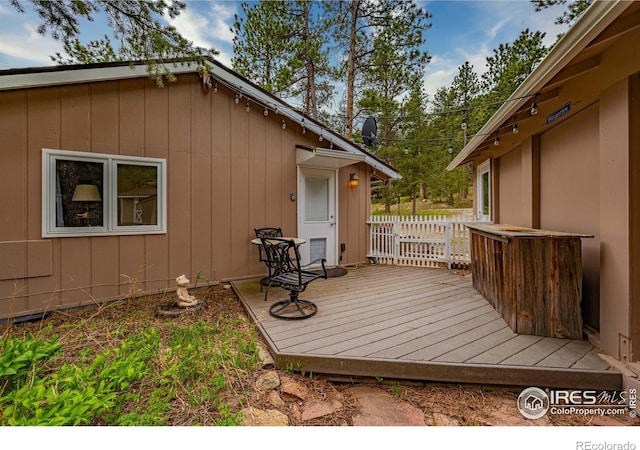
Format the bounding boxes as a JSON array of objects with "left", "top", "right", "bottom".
[{"left": 3, "top": 284, "right": 636, "bottom": 427}]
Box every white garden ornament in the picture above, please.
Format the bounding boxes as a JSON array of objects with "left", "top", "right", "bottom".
[{"left": 175, "top": 274, "right": 199, "bottom": 308}]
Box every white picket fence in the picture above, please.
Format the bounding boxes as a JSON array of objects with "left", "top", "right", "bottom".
[{"left": 367, "top": 214, "right": 481, "bottom": 269}]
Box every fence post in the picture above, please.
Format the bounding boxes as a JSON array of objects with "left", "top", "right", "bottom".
[
  {"left": 444, "top": 223, "right": 451, "bottom": 269},
  {"left": 393, "top": 217, "right": 399, "bottom": 265}
]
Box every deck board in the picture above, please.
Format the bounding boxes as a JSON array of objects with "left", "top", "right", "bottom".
[
  {"left": 535, "top": 339, "right": 597, "bottom": 368},
  {"left": 500, "top": 337, "right": 569, "bottom": 366},
  {"left": 433, "top": 327, "right": 519, "bottom": 363},
  {"left": 279, "top": 294, "right": 482, "bottom": 353},
  {"left": 466, "top": 334, "right": 545, "bottom": 364},
  {"left": 233, "top": 264, "right": 621, "bottom": 389}
]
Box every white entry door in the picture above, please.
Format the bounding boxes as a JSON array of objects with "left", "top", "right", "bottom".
[{"left": 298, "top": 167, "right": 337, "bottom": 268}]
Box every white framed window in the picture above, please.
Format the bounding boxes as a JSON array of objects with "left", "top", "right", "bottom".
[
  {"left": 476, "top": 159, "right": 491, "bottom": 222},
  {"left": 42, "top": 149, "right": 166, "bottom": 237}
]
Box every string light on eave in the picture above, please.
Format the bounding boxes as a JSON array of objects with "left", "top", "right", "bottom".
[
  {"left": 264, "top": 107, "right": 269, "bottom": 116},
  {"left": 530, "top": 95, "right": 538, "bottom": 116},
  {"left": 461, "top": 115, "right": 467, "bottom": 130},
  {"left": 319, "top": 130, "right": 323, "bottom": 142},
  {"left": 301, "top": 118, "right": 306, "bottom": 134},
  {"left": 448, "top": 140, "right": 453, "bottom": 155},
  {"left": 245, "top": 102, "right": 250, "bottom": 113},
  {"left": 235, "top": 93, "right": 240, "bottom": 104},
  {"left": 281, "top": 120, "right": 286, "bottom": 130},
  {"left": 494, "top": 134, "right": 500, "bottom": 146},
  {"left": 512, "top": 117, "right": 519, "bottom": 134}
]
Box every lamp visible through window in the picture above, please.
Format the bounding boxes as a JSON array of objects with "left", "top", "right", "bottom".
[{"left": 72, "top": 184, "right": 102, "bottom": 225}]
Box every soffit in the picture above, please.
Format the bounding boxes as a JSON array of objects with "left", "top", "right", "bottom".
[{"left": 296, "top": 147, "right": 366, "bottom": 170}]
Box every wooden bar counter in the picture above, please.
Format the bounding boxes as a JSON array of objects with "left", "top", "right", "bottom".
[{"left": 466, "top": 224, "right": 592, "bottom": 339}]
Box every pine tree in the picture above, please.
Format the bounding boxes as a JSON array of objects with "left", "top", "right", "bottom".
[
  {"left": 231, "top": 1, "right": 290, "bottom": 94},
  {"left": 325, "top": 0, "right": 431, "bottom": 138},
  {"left": 232, "top": 1, "right": 332, "bottom": 118},
  {"left": 530, "top": 0, "right": 592, "bottom": 25},
  {"left": 478, "top": 29, "right": 548, "bottom": 124},
  {"left": 10, "top": 0, "right": 215, "bottom": 86}
]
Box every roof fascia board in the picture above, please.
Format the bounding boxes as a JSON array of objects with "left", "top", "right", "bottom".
[
  {"left": 446, "top": 0, "right": 631, "bottom": 171},
  {"left": 0, "top": 63, "right": 198, "bottom": 91}
]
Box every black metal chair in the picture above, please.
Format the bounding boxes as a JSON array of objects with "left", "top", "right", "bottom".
[
  {"left": 260, "top": 237, "right": 327, "bottom": 320},
  {"left": 254, "top": 227, "right": 283, "bottom": 290}
]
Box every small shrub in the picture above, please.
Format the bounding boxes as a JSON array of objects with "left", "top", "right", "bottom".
[{"left": 0, "top": 330, "right": 159, "bottom": 426}]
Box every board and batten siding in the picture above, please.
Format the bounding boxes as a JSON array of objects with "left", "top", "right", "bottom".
[{"left": 0, "top": 74, "right": 370, "bottom": 319}]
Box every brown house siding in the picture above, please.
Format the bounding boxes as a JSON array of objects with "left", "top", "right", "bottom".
[
  {"left": 0, "top": 74, "right": 372, "bottom": 319},
  {"left": 539, "top": 104, "right": 601, "bottom": 332},
  {"left": 497, "top": 147, "right": 523, "bottom": 226}
]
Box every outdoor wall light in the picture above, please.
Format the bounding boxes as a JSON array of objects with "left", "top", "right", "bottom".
[{"left": 349, "top": 173, "right": 359, "bottom": 188}]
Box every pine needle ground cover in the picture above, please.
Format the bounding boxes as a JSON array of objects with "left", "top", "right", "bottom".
[{"left": 0, "top": 286, "right": 260, "bottom": 426}]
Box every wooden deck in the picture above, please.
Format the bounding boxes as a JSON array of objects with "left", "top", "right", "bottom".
[{"left": 232, "top": 265, "right": 621, "bottom": 390}]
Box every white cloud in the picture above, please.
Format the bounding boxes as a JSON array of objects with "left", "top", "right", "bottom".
[
  {"left": 170, "top": 8, "right": 212, "bottom": 49},
  {"left": 214, "top": 50, "right": 232, "bottom": 68},
  {"left": 471, "top": 1, "right": 568, "bottom": 47},
  {"left": 422, "top": 55, "right": 458, "bottom": 98},
  {"left": 163, "top": 1, "right": 236, "bottom": 67},
  {"left": 420, "top": 1, "right": 570, "bottom": 98},
  {"left": 0, "top": 22, "right": 62, "bottom": 65},
  {"left": 208, "top": 2, "right": 236, "bottom": 44},
  {"left": 167, "top": 1, "right": 236, "bottom": 51}
]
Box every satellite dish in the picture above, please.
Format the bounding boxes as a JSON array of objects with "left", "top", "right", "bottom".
[{"left": 362, "top": 116, "right": 378, "bottom": 148}]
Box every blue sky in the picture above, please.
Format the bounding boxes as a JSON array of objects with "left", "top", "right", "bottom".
[{"left": 0, "top": 0, "right": 569, "bottom": 98}]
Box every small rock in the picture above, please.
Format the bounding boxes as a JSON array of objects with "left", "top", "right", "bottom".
[
  {"left": 301, "top": 397, "right": 344, "bottom": 421},
  {"left": 223, "top": 284, "right": 232, "bottom": 289},
  {"left": 255, "top": 371, "right": 280, "bottom": 391},
  {"left": 241, "top": 406, "right": 288, "bottom": 426},
  {"left": 484, "top": 397, "right": 552, "bottom": 426},
  {"left": 266, "top": 390, "right": 285, "bottom": 408},
  {"left": 432, "top": 412, "right": 460, "bottom": 426},
  {"left": 258, "top": 343, "right": 275, "bottom": 367},
  {"left": 280, "top": 375, "right": 309, "bottom": 401},
  {"left": 350, "top": 386, "right": 426, "bottom": 426},
  {"left": 289, "top": 403, "right": 302, "bottom": 422}
]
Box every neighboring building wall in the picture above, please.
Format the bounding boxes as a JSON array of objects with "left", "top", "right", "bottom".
[
  {"left": 466, "top": 8, "right": 640, "bottom": 361},
  {"left": 630, "top": 73, "right": 640, "bottom": 362},
  {"left": 0, "top": 75, "right": 372, "bottom": 319},
  {"left": 598, "top": 79, "right": 632, "bottom": 361},
  {"left": 497, "top": 147, "right": 524, "bottom": 225},
  {"left": 539, "top": 104, "right": 600, "bottom": 332},
  {"left": 480, "top": 80, "right": 638, "bottom": 360}
]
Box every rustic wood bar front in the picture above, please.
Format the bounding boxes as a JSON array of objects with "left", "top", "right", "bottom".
[{"left": 466, "top": 224, "right": 592, "bottom": 340}]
